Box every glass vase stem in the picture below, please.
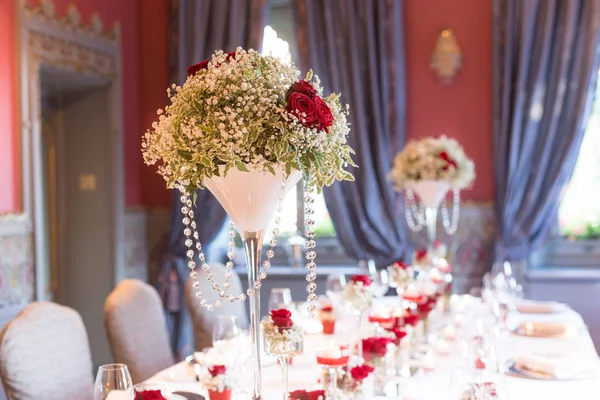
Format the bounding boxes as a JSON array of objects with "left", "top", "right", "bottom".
[
  {"left": 425, "top": 207, "right": 438, "bottom": 260},
  {"left": 243, "top": 231, "right": 264, "bottom": 400},
  {"left": 280, "top": 357, "right": 290, "bottom": 400},
  {"left": 328, "top": 367, "right": 338, "bottom": 397}
]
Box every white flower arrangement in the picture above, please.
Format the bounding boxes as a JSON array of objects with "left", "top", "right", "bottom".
[
  {"left": 261, "top": 320, "right": 304, "bottom": 356},
  {"left": 387, "top": 261, "right": 413, "bottom": 289},
  {"left": 142, "top": 48, "right": 356, "bottom": 194},
  {"left": 389, "top": 135, "right": 475, "bottom": 190},
  {"left": 200, "top": 365, "right": 234, "bottom": 393},
  {"left": 342, "top": 278, "right": 374, "bottom": 311}
]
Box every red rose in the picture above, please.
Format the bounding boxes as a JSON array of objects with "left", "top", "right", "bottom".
[
  {"left": 433, "top": 240, "right": 442, "bottom": 248},
  {"left": 362, "top": 337, "right": 393, "bottom": 358},
  {"left": 287, "top": 92, "right": 319, "bottom": 128},
  {"left": 288, "top": 80, "right": 317, "bottom": 98},
  {"left": 350, "top": 364, "right": 375, "bottom": 382},
  {"left": 271, "top": 309, "right": 292, "bottom": 319},
  {"left": 135, "top": 390, "right": 166, "bottom": 400},
  {"left": 270, "top": 308, "right": 294, "bottom": 329},
  {"left": 320, "top": 305, "right": 333, "bottom": 312},
  {"left": 209, "top": 365, "right": 227, "bottom": 377},
  {"left": 187, "top": 51, "right": 238, "bottom": 77},
  {"left": 438, "top": 151, "right": 458, "bottom": 170},
  {"left": 403, "top": 314, "right": 420, "bottom": 327},
  {"left": 187, "top": 60, "right": 209, "bottom": 76},
  {"left": 307, "top": 390, "right": 326, "bottom": 400},
  {"left": 289, "top": 390, "right": 308, "bottom": 400},
  {"left": 386, "top": 327, "right": 407, "bottom": 345},
  {"left": 417, "top": 297, "right": 436, "bottom": 316},
  {"left": 350, "top": 275, "right": 373, "bottom": 287},
  {"left": 314, "top": 96, "right": 334, "bottom": 132},
  {"left": 415, "top": 249, "right": 428, "bottom": 261},
  {"left": 393, "top": 260, "right": 409, "bottom": 270}
]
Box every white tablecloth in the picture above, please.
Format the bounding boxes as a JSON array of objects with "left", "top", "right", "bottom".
[{"left": 145, "top": 298, "right": 600, "bottom": 399}]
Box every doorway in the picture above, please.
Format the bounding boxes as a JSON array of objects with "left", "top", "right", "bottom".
[{"left": 39, "top": 67, "right": 114, "bottom": 365}]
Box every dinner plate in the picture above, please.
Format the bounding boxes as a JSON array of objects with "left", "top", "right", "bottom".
[
  {"left": 510, "top": 322, "right": 569, "bottom": 338},
  {"left": 172, "top": 392, "right": 205, "bottom": 400},
  {"left": 505, "top": 361, "right": 595, "bottom": 381},
  {"left": 516, "top": 301, "right": 567, "bottom": 314}
]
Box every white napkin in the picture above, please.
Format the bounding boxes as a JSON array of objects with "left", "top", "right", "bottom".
[
  {"left": 514, "top": 354, "right": 586, "bottom": 379},
  {"left": 516, "top": 300, "right": 562, "bottom": 314}
]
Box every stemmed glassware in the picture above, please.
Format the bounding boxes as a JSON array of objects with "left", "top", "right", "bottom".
[
  {"left": 269, "top": 288, "right": 293, "bottom": 311},
  {"left": 93, "top": 364, "right": 133, "bottom": 400},
  {"left": 325, "top": 273, "right": 347, "bottom": 305},
  {"left": 316, "top": 340, "right": 351, "bottom": 398},
  {"left": 212, "top": 315, "right": 242, "bottom": 360},
  {"left": 370, "top": 269, "right": 390, "bottom": 299}
]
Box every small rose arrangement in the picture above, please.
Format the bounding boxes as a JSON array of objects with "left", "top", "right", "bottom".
[
  {"left": 289, "top": 389, "right": 326, "bottom": 400},
  {"left": 342, "top": 275, "right": 374, "bottom": 311},
  {"left": 413, "top": 249, "right": 431, "bottom": 267},
  {"left": 384, "top": 327, "right": 408, "bottom": 346},
  {"left": 389, "top": 135, "right": 475, "bottom": 190},
  {"left": 135, "top": 390, "right": 167, "bottom": 400},
  {"left": 339, "top": 364, "right": 375, "bottom": 398},
  {"left": 262, "top": 309, "right": 304, "bottom": 356},
  {"left": 318, "top": 305, "right": 336, "bottom": 335},
  {"left": 387, "top": 260, "right": 412, "bottom": 290},
  {"left": 361, "top": 337, "right": 394, "bottom": 365},
  {"left": 461, "top": 382, "right": 498, "bottom": 399},
  {"left": 201, "top": 365, "right": 233, "bottom": 400}
]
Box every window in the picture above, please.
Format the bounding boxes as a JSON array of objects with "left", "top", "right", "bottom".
[
  {"left": 261, "top": 24, "right": 337, "bottom": 241},
  {"left": 558, "top": 72, "right": 600, "bottom": 240}
]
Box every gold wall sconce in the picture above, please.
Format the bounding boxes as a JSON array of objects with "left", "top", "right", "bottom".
[{"left": 430, "top": 29, "right": 463, "bottom": 84}]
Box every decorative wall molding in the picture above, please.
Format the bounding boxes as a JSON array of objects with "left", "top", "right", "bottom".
[{"left": 23, "top": 0, "right": 120, "bottom": 41}]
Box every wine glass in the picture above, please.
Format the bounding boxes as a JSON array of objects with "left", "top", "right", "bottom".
[
  {"left": 325, "top": 273, "right": 347, "bottom": 304},
  {"left": 268, "top": 288, "right": 293, "bottom": 311},
  {"left": 370, "top": 269, "right": 390, "bottom": 298},
  {"left": 316, "top": 340, "right": 350, "bottom": 398},
  {"left": 212, "top": 315, "right": 242, "bottom": 358},
  {"left": 94, "top": 364, "right": 133, "bottom": 400}
]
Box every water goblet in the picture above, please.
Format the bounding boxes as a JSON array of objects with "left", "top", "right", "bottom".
[
  {"left": 269, "top": 288, "right": 293, "bottom": 311},
  {"left": 212, "top": 315, "right": 242, "bottom": 359},
  {"left": 93, "top": 364, "right": 133, "bottom": 400}
]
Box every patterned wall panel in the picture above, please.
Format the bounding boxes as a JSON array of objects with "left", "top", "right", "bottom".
[
  {"left": 123, "top": 210, "right": 149, "bottom": 281},
  {"left": 0, "top": 229, "right": 34, "bottom": 308}
]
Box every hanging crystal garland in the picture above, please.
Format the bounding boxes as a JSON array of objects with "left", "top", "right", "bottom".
[
  {"left": 440, "top": 188, "right": 460, "bottom": 235},
  {"left": 178, "top": 177, "right": 288, "bottom": 310},
  {"left": 404, "top": 188, "right": 426, "bottom": 232},
  {"left": 304, "top": 181, "right": 317, "bottom": 318}
]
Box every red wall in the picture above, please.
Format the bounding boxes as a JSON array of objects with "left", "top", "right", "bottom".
[
  {"left": 139, "top": 0, "right": 171, "bottom": 208},
  {"left": 0, "top": 0, "right": 19, "bottom": 212},
  {"left": 405, "top": 0, "right": 493, "bottom": 201}
]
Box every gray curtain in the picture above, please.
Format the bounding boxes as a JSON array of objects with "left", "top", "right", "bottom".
[
  {"left": 160, "top": 0, "right": 269, "bottom": 359},
  {"left": 292, "top": 0, "right": 408, "bottom": 266},
  {"left": 493, "top": 0, "right": 600, "bottom": 261}
]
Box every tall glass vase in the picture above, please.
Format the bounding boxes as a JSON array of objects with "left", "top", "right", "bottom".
[
  {"left": 203, "top": 165, "right": 303, "bottom": 400},
  {"left": 243, "top": 231, "right": 264, "bottom": 400},
  {"left": 424, "top": 207, "right": 438, "bottom": 263}
]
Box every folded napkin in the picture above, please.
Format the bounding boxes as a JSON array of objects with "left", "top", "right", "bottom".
[
  {"left": 518, "top": 321, "right": 567, "bottom": 337},
  {"left": 514, "top": 355, "right": 586, "bottom": 379},
  {"left": 516, "top": 300, "right": 562, "bottom": 314}
]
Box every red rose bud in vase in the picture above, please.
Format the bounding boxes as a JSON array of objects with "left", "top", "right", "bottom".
[
  {"left": 361, "top": 337, "right": 394, "bottom": 364},
  {"left": 350, "top": 275, "right": 373, "bottom": 286},
  {"left": 202, "top": 365, "right": 232, "bottom": 400},
  {"left": 135, "top": 390, "right": 167, "bottom": 400},
  {"left": 385, "top": 327, "right": 407, "bottom": 346},
  {"left": 318, "top": 305, "right": 336, "bottom": 335}
]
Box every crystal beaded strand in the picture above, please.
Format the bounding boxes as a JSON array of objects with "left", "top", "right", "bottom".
[
  {"left": 304, "top": 181, "right": 317, "bottom": 318},
  {"left": 179, "top": 178, "right": 287, "bottom": 310},
  {"left": 404, "top": 188, "right": 425, "bottom": 232},
  {"left": 441, "top": 188, "right": 460, "bottom": 235}
]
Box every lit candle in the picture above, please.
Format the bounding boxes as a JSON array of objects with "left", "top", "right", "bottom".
[
  {"left": 454, "top": 313, "right": 465, "bottom": 327},
  {"left": 422, "top": 350, "right": 436, "bottom": 371},
  {"left": 435, "top": 339, "right": 451, "bottom": 356},
  {"left": 404, "top": 284, "right": 422, "bottom": 302},
  {"left": 443, "top": 325, "right": 456, "bottom": 341},
  {"left": 430, "top": 268, "right": 443, "bottom": 284}
]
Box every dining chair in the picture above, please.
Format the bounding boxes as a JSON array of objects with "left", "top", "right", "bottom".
[
  {"left": 185, "top": 262, "right": 249, "bottom": 351},
  {"left": 0, "top": 301, "right": 94, "bottom": 400},
  {"left": 104, "top": 279, "right": 175, "bottom": 383}
]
